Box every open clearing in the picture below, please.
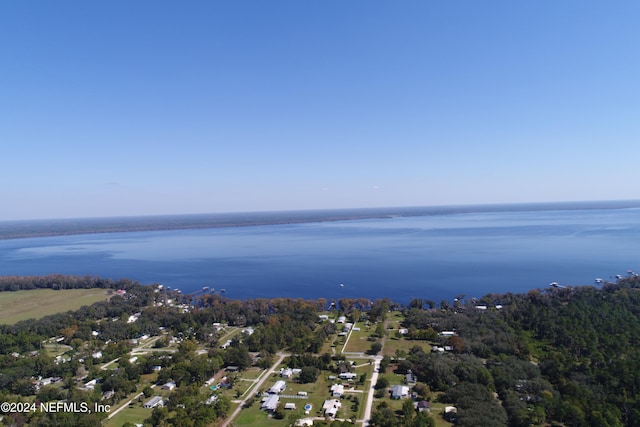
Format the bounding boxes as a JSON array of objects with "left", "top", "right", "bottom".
[{"left": 0, "top": 288, "right": 112, "bottom": 324}]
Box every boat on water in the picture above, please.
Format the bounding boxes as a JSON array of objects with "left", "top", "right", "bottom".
[{"left": 595, "top": 278, "right": 603, "bottom": 283}]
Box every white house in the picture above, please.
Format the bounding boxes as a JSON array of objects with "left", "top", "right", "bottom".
[
  {"left": 339, "top": 372, "right": 357, "bottom": 380},
  {"left": 330, "top": 384, "right": 344, "bottom": 397},
  {"left": 391, "top": 385, "right": 410, "bottom": 399},
  {"left": 269, "top": 380, "right": 286, "bottom": 394},
  {"left": 281, "top": 368, "right": 293, "bottom": 378},
  {"left": 322, "top": 399, "right": 342, "bottom": 417},
  {"left": 261, "top": 394, "right": 279, "bottom": 411},
  {"left": 143, "top": 396, "right": 164, "bottom": 408},
  {"left": 162, "top": 381, "right": 176, "bottom": 390}
]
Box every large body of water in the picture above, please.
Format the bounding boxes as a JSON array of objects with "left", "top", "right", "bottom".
[{"left": 1, "top": 203, "right": 640, "bottom": 303}]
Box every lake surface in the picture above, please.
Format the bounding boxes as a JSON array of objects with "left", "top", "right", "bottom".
[{"left": 1, "top": 203, "right": 640, "bottom": 303}]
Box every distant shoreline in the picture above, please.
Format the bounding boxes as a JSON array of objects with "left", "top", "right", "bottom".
[{"left": 1, "top": 200, "right": 638, "bottom": 240}]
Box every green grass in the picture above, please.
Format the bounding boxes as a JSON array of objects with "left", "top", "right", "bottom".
[
  {"left": 103, "top": 404, "right": 151, "bottom": 427},
  {"left": 343, "top": 327, "right": 378, "bottom": 353},
  {"left": 0, "top": 288, "right": 112, "bottom": 324},
  {"left": 234, "top": 403, "right": 283, "bottom": 426},
  {"left": 233, "top": 368, "right": 369, "bottom": 425},
  {"left": 382, "top": 337, "right": 433, "bottom": 357},
  {"left": 43, "top": 343, "right": 73, "bottom": 358}
]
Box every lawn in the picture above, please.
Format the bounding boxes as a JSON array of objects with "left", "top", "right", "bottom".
[
  {"left": 383, "top": 337, "right": 433, "bottom": 357},
  {"left": 0, "top": 288, "right": 112, "bottom": 324},
  {"left": 43, "top": 343, "right": 73, "bottom": 358},
  {"left": 343, "top": 327, "right": 378, "bottom": 353},
  {"left": 233, "top": 367, "right": 370, "bottom": 425},
  {"left": 104, "top": 404, "right": 151, "bottom": 427}
]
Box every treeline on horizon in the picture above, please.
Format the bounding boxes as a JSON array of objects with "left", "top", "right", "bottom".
[
  {"left": 2, "top": 199, "right": 639, "bottom": 240},
  {"left": 3, "top": 275, "right": 640, "bottom": 425},
  {"left": 0, "top": 274, "right": 137, "bottom": 292}
]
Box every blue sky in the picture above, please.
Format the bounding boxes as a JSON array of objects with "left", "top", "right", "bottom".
[{"left": 1, "top": 1, "right": 639, "bottom": 220}]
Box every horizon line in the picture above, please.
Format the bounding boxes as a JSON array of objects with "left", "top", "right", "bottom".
[{"left": 2, "top": 198, "right": 640, "bottom": 224}]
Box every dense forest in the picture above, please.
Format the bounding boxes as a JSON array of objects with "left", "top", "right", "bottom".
[{"left": 2, "top": 275, "right": 640, "bottom": 425}]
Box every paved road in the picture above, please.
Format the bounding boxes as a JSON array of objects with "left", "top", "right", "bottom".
[
  {"left": 360, "top": 318, "right": 388, "bottom": 426},
  {"left": 360, "top": 355, "right": 382, "bottom": 426}
]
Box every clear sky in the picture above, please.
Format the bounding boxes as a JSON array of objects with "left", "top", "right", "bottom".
[{"left": 1, "top": 1, "right": 639, "bottom": 220}]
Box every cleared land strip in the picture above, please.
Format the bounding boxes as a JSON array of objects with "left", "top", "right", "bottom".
[{"left": 0, "top": 288, "right": 112, "bottom": 324}]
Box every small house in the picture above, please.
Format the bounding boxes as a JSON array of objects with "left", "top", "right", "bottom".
[
  {"left": 261, "top": 394, "right": 279, "bottom": 411},
  {"left": 281, "top": 368, "right": 293, "bottom": 378},
  {"left": 330, "top": 384, "right": 344, "bottom": 397},
  {"left": 391, "top": 385, "right": 409, "bottom": 399},
  {"left": 322, "top": 399, "right": 342, "bottom": 417},
  {"left": 339, "top": 372, "right": 357, "bottom": 380},
  {"left": 269, "top": 380, "right": 286, "bottom": 394},
  {"left": 143, "top": 396, "right": 164, "bottom": 408}
]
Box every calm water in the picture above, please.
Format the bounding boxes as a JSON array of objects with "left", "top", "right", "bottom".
[{"left": 1, "top": 205, "right": 640, "bottom": 303}]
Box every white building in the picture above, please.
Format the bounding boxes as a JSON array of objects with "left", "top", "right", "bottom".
[
  {"left": 143, "top": 396, "right": 164, "bottom": 408},
  {"left": 323, "top": 399, "right": 342, "bottom": 417},
  {"left": 391, "top": 385, "right": 410, "bottom": 399},
  {"left": 339, "top": 372, "right": 357, "bottom": 380},
  {"left": 330, "top": 384, "right": 344, "bottom": 397},
  {"left": 281, "top": 368, "right": 293, "bottom": 378},
  {"left": 269, "top": 380, "right": 286, "bottom": 394},
  {"left": 261, "top": 394, "right": 279, "bottom": 411},
  {"left": 162, "top": 381, "right": 176, "bottom": 390}
]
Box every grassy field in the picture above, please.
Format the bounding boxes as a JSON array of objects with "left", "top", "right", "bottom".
[
  {"left": 104, "top": 404, "right": 151, "bottom": 427},
  {"left": 343, "top": 327, "right": 377, "bottom": 353},
  {"left": 383, "top": 337, "right": 433, "bottom": 357},
  {"left": 0, "top": 288, "right": 112, "bottom": 324}
]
